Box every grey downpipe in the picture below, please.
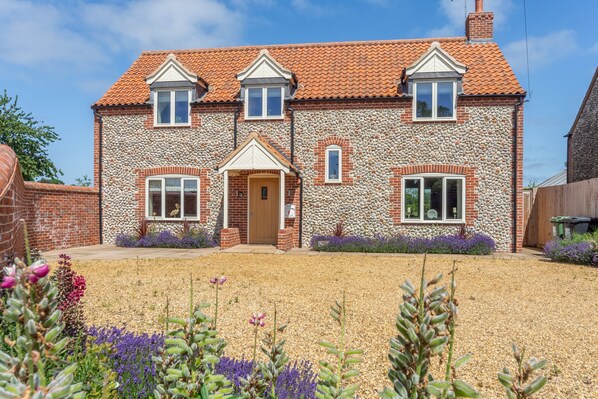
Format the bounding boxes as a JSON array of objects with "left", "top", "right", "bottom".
[
  {"left": 233, "top": 103, "right": 241, "bottom": 149},
  {"left": 288, "top": 105, "right": 303, "bottom": 247}
]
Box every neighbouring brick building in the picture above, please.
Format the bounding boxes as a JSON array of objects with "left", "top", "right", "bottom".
[
  {"left": 567, "top": 67, "right": 598, "bottom": 183},
  {"left": 93, "top": 0, "right": 526, "bottom": 252}
]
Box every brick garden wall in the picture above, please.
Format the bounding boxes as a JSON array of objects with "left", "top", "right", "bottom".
[
  {"left": 24, "top": 182, "right": 100, "bottom": 251},
  {"left": 0, "top": 145, "right": 100, "bottom": 260}
]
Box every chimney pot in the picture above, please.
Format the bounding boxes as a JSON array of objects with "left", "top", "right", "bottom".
[{"left": 475, "top": 0, "right": 483, "bottom": 13}]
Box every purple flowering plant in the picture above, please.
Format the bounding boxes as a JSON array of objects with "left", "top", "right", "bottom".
[
  {"left": 543, "top": 239, "right": 596, "bottom": 265},
  {"left": 88, "top": 326, "right": 164, "bottom": 399},
  {"left": 115, "top": 228, "right": 216, "bottom": 249},
  {"left": 311, "top": 232, "right": 496, "bottom": 255}
]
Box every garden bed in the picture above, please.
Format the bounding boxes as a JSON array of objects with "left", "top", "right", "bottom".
[
  {"left": 311, "top": 233, "right": 496, "bottom": 255},
  {"left": 71, "top": 254, "right": 598, "bottom": 398}
]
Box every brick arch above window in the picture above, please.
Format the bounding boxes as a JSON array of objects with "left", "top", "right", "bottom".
[
  {"left": 390, "top": 164, "right": 478, "bottom": 226},
  {"left": 134, "top": 166, "right": 211, "bottom": 224},
  {"left": 314, "top": 137, "right": 354, "bottom": 186}
]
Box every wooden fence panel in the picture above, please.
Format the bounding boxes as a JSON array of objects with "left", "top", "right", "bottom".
[{"left": 524, "top": 177, "right": 598, "bottom": 247}]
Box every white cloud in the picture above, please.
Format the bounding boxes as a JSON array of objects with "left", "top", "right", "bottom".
[
  {"left": 0, "top": 0, "right": 243, "bottom": 69},
  {"left": 430, "top": 0, "right": 513, "bottom": 38},
  {"left": 503, "top": 30, "right": 579, "bottom": 72}
]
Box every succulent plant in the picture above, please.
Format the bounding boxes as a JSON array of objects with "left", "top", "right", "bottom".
[
  {"left": 380, "top": 257, "right": 479, "bottom": 399},
  {"left": 153, "top": 275, "right": 236, "bottom": 399},
  {"left": 0, "top": 257, "right": 84, "bottom": 399},
  {"left": 316, "top": 291, "right": 363, "bottom": 399},
  {"left": 497, "top": 344, "right": 547, "bottom": 399}
]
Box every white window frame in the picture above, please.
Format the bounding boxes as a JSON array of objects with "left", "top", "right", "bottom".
[
  {"left": 154, "top": 90, "right": 192, "bottom": 127},
  {"left": 413, "top": 80, "right": 457, "bottom": 121},
  {"left": 244, "top": 86, "right": 285, "bottom": 120},
  {"left": 401, "top": 173, "right": 465, "bottom": 224},
  {"left": 145, "top": 175, "right": 200, "bottom": 220},
  {"left": 325, "top": 145, "right": 342, "bottom": 183}
]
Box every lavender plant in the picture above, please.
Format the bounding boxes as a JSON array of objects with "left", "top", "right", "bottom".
[
  {"left": 88, "top": 326, "right": 163, "bottom": 399},
  {"left": 497, "top": 344, "right": 547, "bottom": 399},
  {"left": 0, "top": 257, "right": 84, "bottom": 398},
  {"left": 380, "top": 257, "right": 479, "bottom": 399},
  {"left": 153, "top": 276, "right": 235, "bottom": 399},
  {"left": 316, "top": 292, "right": 363, "bottom": 399}
]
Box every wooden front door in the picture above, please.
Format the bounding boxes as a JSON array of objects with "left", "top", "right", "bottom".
[{"left": 249, "top": 177, "right": 279, "bottom": 244}]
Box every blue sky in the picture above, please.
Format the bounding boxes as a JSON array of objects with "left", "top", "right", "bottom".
[{"left": 1, "top": 0, "right": 597, "bottom": 185}]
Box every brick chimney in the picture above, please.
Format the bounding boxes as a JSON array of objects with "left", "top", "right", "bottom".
[{"left": 466, "top": 0, "right": 494, "bottom": 42}]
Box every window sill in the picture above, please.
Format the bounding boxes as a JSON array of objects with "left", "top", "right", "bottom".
[
  {"left": 145, "top": 218, "right": 200, "bottom": 223},
  {"left": 243, "top": 117, "right": 285, "bottom": 122},
  {"left": 400, "top": 220, "right": 466, "bottom": 225},
  {"left": 324, "top": 181, "right": 343, "bottom": 185},
  {"left": 153, "top": 124, "right": 192, "bottom": 129},
  {"left": 412, "top": 119, "right": 457, "bottom": 124}
]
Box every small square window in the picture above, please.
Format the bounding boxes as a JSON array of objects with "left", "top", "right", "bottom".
[
  {"left": 261, "top": 186, "right": 268, "bottom": 200},
  {"left": 414, "top": 81, "right": 456, "bottom": 121},
  {"left": 155, "top": 90, "right": 190, "bottom": 126},
  {"left": 245, "top": 87, "right": 284, "bottom": 119}
]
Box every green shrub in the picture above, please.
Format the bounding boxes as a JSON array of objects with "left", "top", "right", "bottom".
[{"left": 69, "top": 338, "right": 118, "bottom": 399}]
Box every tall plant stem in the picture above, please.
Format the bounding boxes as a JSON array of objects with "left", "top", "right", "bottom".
[
  {"left": 411, "top": 255, "right": 427, "bottom": 398},
  {"left": 252, "top": 326, "right": 258, "bottom": 365},
  {"left": 442, "top": 261, "right": 458, "bottom": 399},
  {"left": 214, "top": 284, "right": 219, "bottom": 330},
  {"left": 21, "top": 219, "right": 31, "bottom": 265},
  {"left": 271, "top": 303, "right": 278, "bottom": 399},
  {"left": 336, "top": 291, "right": 346, "bottom": 393}
]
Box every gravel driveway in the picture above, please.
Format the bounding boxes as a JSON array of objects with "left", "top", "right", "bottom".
[{"left": 71, "top": 253, "right": 597, "bottom": 398}]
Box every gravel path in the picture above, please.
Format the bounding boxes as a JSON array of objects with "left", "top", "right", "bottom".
[{"left": 72, "top": 253, "right": 598, "bottom": 398}]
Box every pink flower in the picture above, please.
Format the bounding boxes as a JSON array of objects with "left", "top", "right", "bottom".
[
  {"left": 30, "top": 263, "right": 50, "bottom": 278},
  {"left": 249, "top": 312, "right": 267, "bottom": 327},
  {"left": 210, "top": 275, "right": 227, "bottom": 285},
  {"left": 1, "top": 276, "right": 16, "bottom": 289},
  {"left": 28, "top": 274, "right": 39, "bottom": 284}
]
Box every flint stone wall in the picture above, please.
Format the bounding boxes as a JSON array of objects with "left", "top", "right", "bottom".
[{"left": 100, "top": 104, "right": 516, "bottom": 251}]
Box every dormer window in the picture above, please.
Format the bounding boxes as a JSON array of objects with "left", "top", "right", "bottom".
[
  {"left": 237, "top": 49, "right": 295, "bottom": 121},
  {"left": 246, "top": 87, "right": 284, "bottom": 119},
  {"left": 414, "top": 81, "right": 456, "bottom": 120},
  {"left": 405, "top": 42, "right": 466, "bottom": 122},
  {"left": 155, "top": 90, "right": 191, "bottom": 125},
  {"left": 145, "top": 53, "right": 206, "bottom": 128}
]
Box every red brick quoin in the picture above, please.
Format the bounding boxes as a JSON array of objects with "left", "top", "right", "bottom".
[
  {"left": 314, "top": 137, "right": 354, "bottom": 186},
  {"left": 390, "top": 164, "right": 478, "bottom": 226},
  {"left": 134, "top": 166, "right": 211, "bottom": 224}
]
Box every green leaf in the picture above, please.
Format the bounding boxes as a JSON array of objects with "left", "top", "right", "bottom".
[
  {"left": 453, "top": 354, "right": 472, "bottom": 369},
  {"left": 523, "top": 376, "right": 547, "bottom": 396},
  {"left": 452, "top": 380, "right": 480, "bottom": 398}
]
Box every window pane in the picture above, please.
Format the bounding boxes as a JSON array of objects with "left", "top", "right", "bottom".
[
  {"left": 327, "top": 150, "right": 340, "bottom": 180},
  {"left": 148, "top": 180, "right": 162, "bottom": 217},
  {"left": 267, "top": 87, "right": 282, "bottom": 116},
  {"left": 416, "top": 83, "right": 433, "bottom": 118},
  {"left": 404, "top": 179, "right": 420, "bottom": 219},
  {"left": 174, "top": 91, "right": 189, "bottom": 124},
  {"left": 248, "top": 88, "right": 262, "bottom": 117},
  {"left": 183, "top": 180, "right": 198, "bottom": 218},
  {"left": 157, "top": 92, "right": 170, "bottom": 124},
  {"left": 446, "top": 179, "right": 463, "bottom": 220},
  {"left": 423, "top": 177, "right": 443, "bottom": 220},
  {"left": 165, "top": 178, "right": 181, "bottom": 218},
  {"left": 437, "top": 82, "right": 454, "bottom": 118}
]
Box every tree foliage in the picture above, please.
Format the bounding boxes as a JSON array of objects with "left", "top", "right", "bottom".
[{"left": 0, "top": 91, "right": 61, "bottom": 181}]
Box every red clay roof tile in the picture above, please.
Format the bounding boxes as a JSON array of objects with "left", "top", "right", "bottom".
[{"left": 94, "top": 37, "right": 524, "bottom": 107}]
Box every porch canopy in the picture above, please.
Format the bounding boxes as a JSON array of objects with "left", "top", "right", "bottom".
[{"left": 217, "top": 133, "right": 298, "bottom": 230}]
